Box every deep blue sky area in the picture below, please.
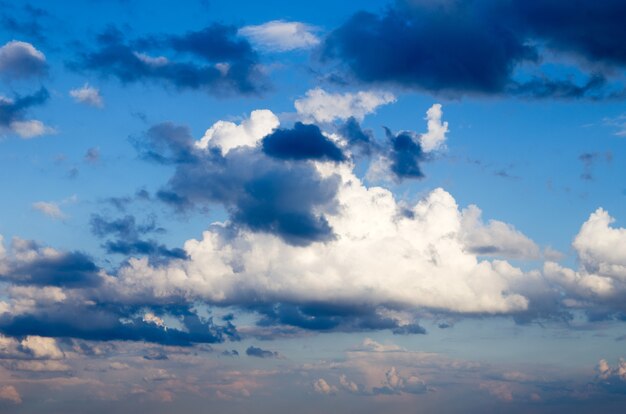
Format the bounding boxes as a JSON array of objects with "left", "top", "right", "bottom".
[{"left": 0, "top": 1, "right": 625, "bottom": 412}]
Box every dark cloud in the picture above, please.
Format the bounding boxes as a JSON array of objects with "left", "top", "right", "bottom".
[
  {"left": 72, "top": 24, "right": 265, "bottom": 95},
  {"left": 245, "top": 345, "right": 278, "bottom": 358},
  {"left": 0, "top": 306, "right": 236, "bottom": 346},
  {"left": 514, "top": 0, "right": 626, "bottom": 67},
  {"left": 90, "top": 213, "right": 185, "bottom": 261},
  {"left": 339, "top": 116, "right": 376, "bottom": 155},
  {"left": 253, "top": 302, "right": 421, "bottom": 334},
  {"left": 84, "top": 147, "right": 100, "bottom": 163},
  {"left": 323, "top": 0, "right": 626, "bottom": 99},
  {"left": 141, "top": 122, "right": 340, "bottom": 246},
  {"left": 392, "top": 323, "right": 427, "bottom": 335},
  {"left": 0, "top": 87, "right": 49, "bottom": 133},
  {"left": 386, "top": 128, "right": 425, "bottom": 180},
  {"left": 0, "top": 240, "right": 100, "bottom": 288},
  {"left": 261, "top": 122, "right": 346, "bottom": 162}
]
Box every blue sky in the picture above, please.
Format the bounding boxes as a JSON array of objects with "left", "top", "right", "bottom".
[{"left": 0, "top": 0, "right": 625, "bottom": 412}]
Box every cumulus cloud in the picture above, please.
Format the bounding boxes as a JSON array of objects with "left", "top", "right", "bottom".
[
  {"left": 0, "top": 88, "right": 53, "bottom": 139},
  {"left": 0, "top": 385, "right": 21, "bottom": 404},
  {"left": 245, "top": 346, "right": 278, "bottom": 358},
  {"left": 313, "top": 378, "right": 337, "bottom": 394},
  {"left": 239, "top": 20, "right": 320, "bottom": 52},
  {"left": 20, "top": 335, "right": 64, "bottom": 359},
  {"left": 196, "top": 109, "right": 279, "bottom": 154},
  {"left": 461, "top": 205, "right": 540, "bottom": 260},
  {"left": 113, "top": 162, "right": 533, "bottom": 317},
  {"left": 295, "top": 88, "right": 395, "bottom": 123},
  {"left": 543, "top": 208, "right": 626, "bottom": 309},
  {"left": 419, "top": 104, "right": 448, "bottom": 152},
  {"left": 69, "top": 84, "right": 103, "bottom": 107},
  {"left": 0, "top": 40, "right": 46, "bottom": 79}
]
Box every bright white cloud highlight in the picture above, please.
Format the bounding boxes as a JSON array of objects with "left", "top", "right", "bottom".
[
  {"left": 69, "top": 84, "right": 104, "bottom": 108},
  {"left": 196, "top": 109, "right": 279, "bottom": 154},
  {"left": 295, "top": 88, "right": 396, "bottom": 123},
  {"left": 419, "top": 103, "right": 449, "bottom": 152},
  {"left": 239, "top": 20, "right": 320, "bottom": 52}
]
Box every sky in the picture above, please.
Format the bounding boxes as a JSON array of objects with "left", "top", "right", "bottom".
[{"left": 0, "top": 0, "right": 625, "bottom": 412}]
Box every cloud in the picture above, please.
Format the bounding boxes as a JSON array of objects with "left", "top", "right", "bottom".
[
  {"left": 245, "top": 346, "right": 278, "bottom": 358},
  {"left": 0, "top": 385, "right": 21, "bottom": 404},
  {"left": 139, "top": 119, "right": 341, "bottom": 246},
  {"left": 89, "top": 214, "right": 185, "bottom": 261},
  {"left": 239, "top": 20, "right": 320, "bottom": 52},
  {"left": 196, "top": 109, "right": 279, "bottom": 155},
  {"left": 20, "top": 335, "right": 64, "bottom": 359},
  {"left": 261, "top": 122, "right": 346, "bottom": 162},
  {"left": 578, "top": 152, "right": 612, "bottom": 181},
  {"left": 544, "top": 208, "right": 626, "bottom": 305},
  {"left": 322, "top": 1, "right": 624, "bottom": 99},
  {"left": 32, "top": 201, "right": 65, "bottom": 220},
  {"left": 294, "top": 88, "right": 395, "bottom": 123},
  {"left": 419, "top": 104, "right": 448, "bottom": 152},
  {"left": 0, "top": 87, "right": 53, "bottom": 138},
  {"left": 113, "top": 163, "right": 537, "bottom": 319},
  {"left": 69, "top": 84, "right": 103, "bottom": 107},
  {"left": 73, "top": 25, "right": 265, "bottom": 95},
  {"left": 0, "top": 40, "right": 46, "bottom": 79},
  {"left": 313, "top": 378, "right": 337, "bottom": 394},
  {"left": 461, "top": 205, "right": 541, "bottom": 260}
]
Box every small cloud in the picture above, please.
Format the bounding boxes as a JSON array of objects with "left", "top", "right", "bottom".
[
  {"left": 294, "top": 88, "right": 395, "bottom": 123},
  {"left": 69, "top": 84, "right": 103, "bottom": 108},
  {"left": 313, "top": 378, "right": 337, "bottom": 395},
  {"left": 0, "top": 40, "right": 47, "bottom": 80},
  {"left": 239, "top": 20, "right": 320, "bottom": 52},
  {"left": 84, "top": 147, "right": 100, "bottom": 163},
  {"left": 0, "top": 385, "right": 21, "bottom": 404},
  {"left": 245, "top": 345, "right": 278, "bottom": 358},
  {"left": 32, "top": 201, "right": 65, "bottom": 220}
]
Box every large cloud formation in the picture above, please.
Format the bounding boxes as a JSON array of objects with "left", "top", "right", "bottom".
[{"left": 323, "top": 0, "right": 626, "bottom": 98}]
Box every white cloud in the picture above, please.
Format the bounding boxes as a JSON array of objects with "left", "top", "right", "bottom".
[
  {"left": 295, "top": 88, "right": 396, "bottom": 123},
  {"left": 313, "top": 378, "right": 337, "bottom": 394},
  {"left": 545, "top": 208, "right": 626, "bottom": 301},
  {"left": 69, "top": 84, "right": 104, "bottom": 108},
  {"left": 461, "top": 204, "right": 540, "bottom": 260},
  {"left": 419, "top": 103, "right": 449, "bottom": 152},
  {"left": 0, "top": 40, "right": 46, "bottom": 79},
  {"left": 9, "top": 119, "right": 54, "bottom": 139},
  {"left": 239, "top": 20, "right": 320, "bottom": 52},
  {"left": 352, "top": 338, "right": 404, "bottom": 353},
  {"left": 32, "top": 201, "right": 65, "bottom": 220},
  {"left": 20, "top": 336, "right": 64, "bottom": 360},
  {"left": 114, "top": 155, "right": 532, "bottom": 314},
  {"left": 196, "top": 109, "right": 279, "bottom": 154},
  {"left": 0, "top": 385, "right": 21, "bottom": 404}
]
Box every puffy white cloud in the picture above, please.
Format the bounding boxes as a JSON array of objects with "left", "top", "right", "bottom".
[
  {"left": 419, "top": 103, "right": 449, "bottom": 152},
  {"left": 239, "top": 20, "right": 320, "bottom": 52},
  {"left": 20, "top": 336, "right": 64, "bottom": 360},
  {"left": 0, "top": 385, "right": 21, "bottom": 404},
  {"left": 573, "top": 208, "right": 626, "bottom": 277},
  {"left": 8, "top": 119, "right": 54, "bottom": 139},
  {"left": 461, "top": 204, "right": 540, "bottom": 260},
  {"left": 544, "top": 208, "right": 626, "bottom": 302},
  {"left": 196, "top": 109, "right": 279, "bottom": 154},
  {"left": 69, "top": 84, "right": 104, "bottom": 108},
  {"left": 352, "top": 338, "right": 403, "bottom": 353},
  {"left": 294, "top": 88, "right": 396, "bottom": 123},
  {"left": 0, "top": 40, "right": 46, "bottom": 79},
  {"left": 313, "top": 378, "right": 337, "bottom": 394},
  {"left": 114, "top": 159, "right": 531, "bottom": 314},
  {"left": 32, "top": 201, "right": 65, "bottom": 220}
]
